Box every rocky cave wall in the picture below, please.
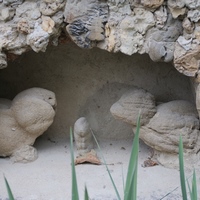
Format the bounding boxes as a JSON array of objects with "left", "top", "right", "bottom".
[
  {"left": 1, "top": 0, "right": 200, "bottom": 77},
  {"left": 0, "top": 42, "right": 194, "bottom": 140},
  {"left": 0, "top": 0, "right": 199, "bottom": 139}
]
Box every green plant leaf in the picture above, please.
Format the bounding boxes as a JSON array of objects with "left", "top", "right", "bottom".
[
  {"left": 179, "top": 135, "right": 188, "bottom": 200},
  {"left": 192, "top": 170, "right": 197, "bottom": 200},
  {"left": 121, "top": 165, "right": 125, "bottom": 192},
  {"left": 186, "top": 178, "right": 192, "bottom": 199},
  {"left": 84, "top": 185, "right": 89, "bottom": 200},
  {"left": 124, "top": 115, "right": 140, "bottom": 200},
  {"left": 4, "top": 176, "right": 14, "bottom": 200},
  {"left": 92, "top": 130, "right": 121, "bottom": 200},
  {"left": 70, "top": 127, "right": 79, "bottom": 200}
]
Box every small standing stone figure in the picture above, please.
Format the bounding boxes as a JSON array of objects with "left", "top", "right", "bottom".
[{"left": 73, "top": 117, "right": 101, "bottom": 165}]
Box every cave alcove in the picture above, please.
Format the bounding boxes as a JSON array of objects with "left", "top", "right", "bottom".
[{"left": 0, "top": 42, "right": 195, "bottom": 141}]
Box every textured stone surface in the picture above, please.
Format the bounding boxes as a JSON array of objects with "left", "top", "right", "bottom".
[
  {"left": 140, "top": 100, "right": 200, "bottom": 154},
  {"left": 110, "top": 90, "right": 200, "bottom": 166},
  {"left": 110, "top": 88, "right": 156, "bottom": 126},
  {"left": 74, "top": 117, "right": 93, "bottom": 156},
  {"left": 64, "top": 0, "right": 108, "bottom": 49},
  {"left": 0, "top": 87, "right": 56, "bottom": 162},
  {"left": 0, "top": 0, "right": 200, "bottom": 79}
]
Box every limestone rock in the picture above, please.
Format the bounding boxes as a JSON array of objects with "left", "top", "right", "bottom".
[
  {"left": 182, "top": 17, "right": 194, "bottom": 34},
  {"left": 119, "top": 8, "right": 155, "bottom": 55},
  {"left": 141, "top": 0, "right": 164, "bottom": 9},
  {"left": 174, "top": 40, "right": 200, "bottom": 77},
  {"left": 177, "top": 36, "right": 192, "bottom": 51},
  {"left": 140, "top": 100, "right": 200, "bottom": 154},
  {"left": 27, "top": 23, "right": 50, "bottom": 52},
  {"left": 110, "top": 89, "right": 156, "bottom": 126},
  {"left": 74, "top": 117, "right": 94, "bottom": 156},
  {"left": 3, "top": 0, "right": 24, "bottom": 7},
  {"left": 0, "top": 52, "right": 7, "bottom": 69},
  {"left": 130, "top": 0, "right": 164, "bottom": 10},
  {"left": 64, "top": 0, "right": 108, "bottom": 49},
  {"left": 145, "top": 14, "right": 182, "bottom": 62},
  {"left": 42, "top": 16, "right": 55, "bottom": 34},
  {"left": 0, "top": 4, "right": 15, "bottom": 22},
  {"left": 17, "top": 19, "right": 30, "bottom": 34},
  {"left": 154, "top": 6, "right": 168, "bottom": 29},
  {"left": 40, "top": 0, "right": 66, "bottom": 16},
  {"left": 11, "top": 145, "right": 38, "bottom": 163},
  {"left": 187, "top": 10, "right": 200, "bottom": 23},
  {"left": 167, "top": 0, "right": 186, "bottom": 18},
  {"left": 195, "top": 83, "right": 200, "bottom": 117},
  {"left": 168, "top": 7, "right": 186, "bottom": 19},
  {"left": 0, "top": 0, "right": 200, "bottom": 75},
  {"left": 185, "top": 0, "right": 200, "bottom": 9},
  {"left": 0, "top": 87, "right": 57, "bottom": 162}
]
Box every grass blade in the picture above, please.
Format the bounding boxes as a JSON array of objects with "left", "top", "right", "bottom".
[
  {"left": 187, "top": 178, "right": 192, "bottom": 199},
  {"left": 192, "top": 170, "right": 197, "bottom": 200},
  {"left": 84, "top": 185, "right": 89, "bottom": 200},
  {"left": 70, "top": 127, "right": 79, "bottom": 200},
  {"left": 121, "top": 165, "right": 125, "bottom": 192},
  {"left": 91, "top": 130, "right": 121, "bottom": 200},
  {"left": 4, "top": 176, "right": 14, "bottom": 200},
  {"left": 124, "top": 115, "right": 140, "bottom": 200},
  {"left": 179, "top": 135, "right": 187, "bottom": 200}
]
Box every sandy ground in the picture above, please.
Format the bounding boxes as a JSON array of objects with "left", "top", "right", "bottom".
[{"left": 0, "top": 137, "right": 198, "bottom": 200}]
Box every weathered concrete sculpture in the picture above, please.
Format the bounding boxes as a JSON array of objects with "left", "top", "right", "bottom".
[
  {"left": 74, "top": 117, "right": 100, "bottom": 165},
  {"left": 0, "top": 87, "right": 57, "bottom": 163},
  {"left": 110, "top": 88, "right": 200, "bottom": 168},
  {"left": 140, "top": 100, "right": 199, "bottom": 154},
  {"left": 74, "top": 117, "right": 93, "bottom": 156},
  {"left": 110, "top": 88, "right": 156, "bottom": 126}
]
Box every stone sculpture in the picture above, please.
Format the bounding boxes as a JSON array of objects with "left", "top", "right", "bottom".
[
  {"left": 74, "top": 117, "right": 100, "bottom": 165},
  {"left": 0, "top": 87, "right": 57, "bottom": 163},
  {"left": 110, "top": 88, "right": 200, "bottom": 168},
  {"left": 110, "top": 88, "right": 156, "bottom": 126},
  {"left": 74, "top": 117, "right": 94, "bottom": 156}
]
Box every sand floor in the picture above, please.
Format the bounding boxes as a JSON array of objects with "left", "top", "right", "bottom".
[{"left": 0, "top": 137, "right": 198, "bottom": 200}]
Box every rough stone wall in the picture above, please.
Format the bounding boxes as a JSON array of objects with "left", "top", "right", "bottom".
[{"left": 0, "top": 0, "right": 200, "bottom": 81}]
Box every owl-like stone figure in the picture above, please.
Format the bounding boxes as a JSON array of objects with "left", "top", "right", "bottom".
[{"left": 0, "top": 87, "right": 57, "bottom": 163}]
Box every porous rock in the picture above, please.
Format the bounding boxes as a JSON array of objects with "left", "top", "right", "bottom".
[
  {"left": 145, "top": 14, "right": 182, "bottom": 62},
  {"left": 110, "top": 88, "right": 156, "bottom": 126},
  {"left": 64, "top": 0, "right": 108, "bottom": 49},
  {"left": 0, "top": 87, "right": 57, "bottom": 163},
  {"left": 174, "top": 39, "right": 200, "bottom": 77},
  {"left": 140, "top": 100, "right": 200, "bottom": 154},
  {"left": 110, "top": 90, "right": 200, "bottom": 168},
  {"left": 40, "top": 0, "right": 66, "bottom": 16},
  {"left": 0, "top": 0, "right": 200, "bottom": 79},
  {"left": 167, "top": 0, "right": 186, "bottom": 18}
]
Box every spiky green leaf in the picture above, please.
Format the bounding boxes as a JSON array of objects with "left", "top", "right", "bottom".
[
  {"left": 4, "top": 176, "right": 14, "bottom": 200},
  {"left": 191, "top": 170, "right": 197, "bottom": 200},
  {"left": 179, "top": 135, "right": 187, "bottom": 200},
  {"left": 84, "top": 185, "right": 89, "bottom": 200},
  {"left": 124, "top": 115, "right": 140, "bottom": 200},
  {"left": 70, "top": 127, "right": 79, "bottom": 200},
  {"left": 92, "top": 130, "right": 121, "bottom": 200}
]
